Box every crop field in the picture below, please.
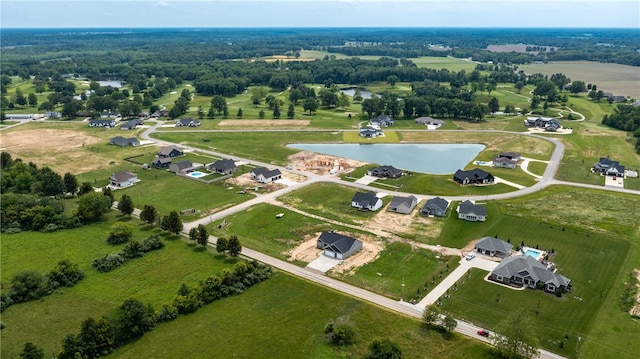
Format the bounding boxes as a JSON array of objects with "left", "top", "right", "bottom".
[{"left": 518, "top": 61, "right": 640, "bottom": 99}]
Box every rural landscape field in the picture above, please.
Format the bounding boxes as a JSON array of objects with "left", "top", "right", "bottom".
[{"left": 1, "top": 12, "right": 640, "bottom": 359}]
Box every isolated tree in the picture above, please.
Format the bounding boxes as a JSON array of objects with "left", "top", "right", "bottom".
[
  {"left": 211, "top": 95, "right": 227, "bottom": 114},
  {"left": 161, "top": 211, "right": 183, "bottom": 235},
  {"left": 386, "top": 75, "right": 399, "bottom": 87},
  {"left": 75, "top": 192, "right": 112, "bottom": 222},
  {"left": 216, "top": 237, "right": 228, "bottom": 254},
  {"left": 272, "top": 104, "right": 281, "bottom": 119},
  {"left": 492, "top": 309, "right": 539, "bottom": 359},
  {"left": 486, "top": 82, "right": 497, "bottom": 95},
  {"left": 324, "top": 321, "right": 356, "bottom": 346},
  {"left": 337, "top": 93, "right": 350, "bottom": 109},
  {"left": 258, "top": 109, "right": 265, "bottom": 119},
  {"left": 20, "top": 342, "right": 44, "bottom": 359},
  {"left": 568, "top": 81, "right": 586, "bottom": 95},
  {"left": 367, "top": 338, "right": 402, "bottom": 359},
  {"left": 488, "top": 97, "right": 500, "bottom": 114},
  {"left": 514, "top": 81, "right": 525, "bottom": 94},
  {"left": 117, "top": 194, "right": 134, "bottom": 217},
  {"left": 28, "top": 93, "right": 38, "bottom": 107},
  {"left": 197, "top": 105, "right": 205, "bottom": 119},
  {"left": 227, "top": 235, "right": 242, "bottom": 257},
  {"left": 236, "top": 108, "right": 243, "bottom": 118},
  {"left": 207, "top": 106, "right": 215, "bottom": 119},
  {"left": 63, "top": 172, "right": 78, "bottom": 195},
  {"left": 303, "top": 97, "right": 318, "bottom": 114},
  {"left": 422, "top": 304, "right": 441, "bottom": 328},
  {"left": 108, "top": 222, "right": 134, "bottom": 245},
  {"left": 196, "top": 224, "right": 209, "bottom": 247},
  {"left": 139, "top": 204, "right": 157, "bottom": 224},
  {"left": 442, "top": 314, "right": 457, "bottom": 332},
  {"left": 287, "top": 103, "right": 295, "bottom": 119}
]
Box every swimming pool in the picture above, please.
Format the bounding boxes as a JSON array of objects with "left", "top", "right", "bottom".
[
  {"left": 523, "top": 247, "right": 544, "bottom": 261},
  {"left": 187, "top": 171, "right": 207, "bottom": 178}
]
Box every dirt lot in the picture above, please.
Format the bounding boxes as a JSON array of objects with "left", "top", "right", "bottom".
[
  {"left": 0, "top": 129, "right": 105, "bottom": 174},
  {"left": 287, "top": 150, "right": 367, "bottom": 175},
  {"left": 368, "top": 206, "right": 443, "bottom": 239},
  {"left": 286, "top": 232, "right": 384, "bottom": 275},
  {"left": 217, "top": 119, "right": 310, "bottom": 127}
]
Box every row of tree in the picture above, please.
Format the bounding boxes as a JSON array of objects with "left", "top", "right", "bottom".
[
  {"left": 601, "top": 104, "right": 640, "bottom": 153},
  {"left": 93, "top": 235, "right": 165, "bottom": 273}
]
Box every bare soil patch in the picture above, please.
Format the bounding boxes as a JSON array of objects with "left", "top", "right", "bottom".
[
  {"left": 217, "top": 119, "right": 309, "bottom": 127},
  {"left": 630, "top": 269, "right": 640, "bottom": 317},
  {"left": 286, "top": 234, "right": 322, "bottom": 263},
  {"left": 224, "top": 173, "right": 285, "bottom": 192},
  {"left": 486, "top": 44, "right": 559, "bottom": 54},
  {"left": 287, "top": 150, "right": 368, "bottom": 175},
  {"left": 368, "top": 207, "right": 443, "bottom": 239},
  {"left": 0, "top": 129, "right": 105, "bottom": 174}
]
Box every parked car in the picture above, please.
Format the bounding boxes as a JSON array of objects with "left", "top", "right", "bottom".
[
  {"left": 477, "top": 329, "right": 490, "bottom": 337},
  {"left": 465, "top": 252, "right": 476, "bottom": 261}
]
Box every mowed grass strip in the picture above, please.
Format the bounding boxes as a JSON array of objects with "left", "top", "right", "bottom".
[
  {"left": 110, "top": 272, "right": 494, "bottom": 359},
  {"left": 0, "top": 215, "right": 238, "bottom": 358},
  {"left": 337, "top": 242, "right": 460, "bottom": 302}
]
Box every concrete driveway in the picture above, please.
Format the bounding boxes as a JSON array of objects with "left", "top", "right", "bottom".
[{"left": 306, "top": 254, "right": 341, "bottom": 273}]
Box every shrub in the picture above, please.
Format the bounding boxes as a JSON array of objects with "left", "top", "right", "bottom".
[
  {"left": 92, "top": 254, "right": 125, "bottom": 273},
  {"left": 140, "top": 235, "right": 164, "bottom": 252},
  {"left": 157, "top": 303, "right": 178, "bottom": 323},
  {"left": 46, "top": 260, "right": 85, "bottom": 288},
  {"left": 1, "top": 293, "right": 14, "bottom": 312},
  {"left": 121, "top": 240, "right": 143, "bottom": 259},
  {"left": 8, "top": 270, "right": 52, "bottom": 303},
  {"left": 107, "top": 222, "right": 133, "bottom": 245}
]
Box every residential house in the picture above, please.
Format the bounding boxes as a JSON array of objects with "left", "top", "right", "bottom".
[
  {"left": 109, "top": 136, "right": 140, "bottom": 147},
  {"left": 100, "top": 111, "right": 120, "bottom": 119},
  {"left": 369, "top": 115, "right": 394, "bottom": 127},
  {"left": 523, "top": 117, "right": 562, "bottom": 132},
  {"left": 414, "top": 117, "right": 444, "bottom": 127},
  {"left": 493, "top": 156, "right": 518, "bottom": 169},
  {"left": 457, "top": 200, "right": 487, "bottom": 222},
  {"left": 157, "top": 145, "right": 183, "bottom": 158},
  {"left": 5, "top": 114, "right": 34, "bottom": 120},
  {"left": 317, "top": 231, "right": 363, "bottom": 260},
  {"left": 89, "top": 119, "right": 115, "bottom": 127},
  {"left": 367, "top": 165, "right": 403, "bottom": 179},
  {"left": 250, "top": 167, "right": 282, "bottom": 183},
  {"left": 150, "top": 110, "right": 170, "bottom": 119},
  {"left": 593, "top": 156, "right": 625, "bottom": 177},
  {"left": 489, "top": 255, "right": 571, "bottom": 295},
  {"left": 499, "top": 152, "right": 521, "bottom": 161},
  {"left": 169, "top": 160, "right": 195, "bottom": 174},
  {"left": 359, "top": 126, "right": 383, "bottom": 138},
  {"left": 208, "top": 159, "right": 237, "bottom": 175},
  {"left": 474, "top": 237, "right": 513, "bottom": 258},
  {"left": 388, "top": 195, "right": 418, "bottom": 214},
  {"left": 351, "top": 191, "right": 383, "bottom": 211},
  {"left": 110, "top": 171, "right": 137, "bottom": 188},
  {"left": 176, "top": 118, "right": 201, "bottom": 127},
  {"left": 120, "top": 118, "right": 144, "bottom": 130},
  {"left": 44, "top": 111, "right": 62, "bottom": 119},
  {"left": 421, "top": 197, "right": 449, "bottom": 217},
  {"left": 453, "top": 168, "right": 494, "bottom": 185},
  {"left": 152, "top": 156, "right": 172, "bottom": 168}
]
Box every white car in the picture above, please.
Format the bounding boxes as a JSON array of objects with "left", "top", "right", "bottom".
[{"left": 465, "top": 253, "right": 475, "bottom": 261}]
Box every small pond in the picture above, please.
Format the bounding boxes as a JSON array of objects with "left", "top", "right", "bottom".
[
  {"left": 340, "top": 88, "right": 379, "bottom": 99},
  {"left": 286, "top": 143, "right": 485, "bottom": 174}
]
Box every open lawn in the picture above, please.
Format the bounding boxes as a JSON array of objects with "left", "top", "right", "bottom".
[
  {"left": 337, "top": 242, "right": 460, "bottom": 302},
  {"left": 526, "top": 161, "right": 547, "bottom": 177},
  {"left": 111, "top": 272, "right": 494, "bottom": 359},
  {"left": 0, "top": 214, "right": 239, "bottom": 358},
  {"left": 410, "top": 56, "right": 478, "bottom": 73},
  {"left": 343, "top": 130, "right": 401, "bottom": 143}
]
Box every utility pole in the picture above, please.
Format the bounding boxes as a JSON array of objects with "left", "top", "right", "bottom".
[{"left": 401, "top": 276, "right": 405, "bottom": 302}]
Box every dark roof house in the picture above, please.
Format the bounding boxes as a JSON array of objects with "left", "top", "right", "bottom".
[
  {"left": 209, "top": 159, "right": 237, "bottom": 175},
  {"left": 369, "top": 115, "right": 394, "bottom": 127},
  {"left": 388, "top": 195, "right": 418, "bottom": 214},
  {"left": 474, "top": 237, "right": 513, "bottom": 258},
  {"left": 489, "top": 255, "right": 571, "bottom": 295},
  {"left": 250, "top": 167, "right": 282, "bottom": 183},
  {"left": 157, "top": 145, "right": 183, "bottom": 158},
  {"left": 169, "top": 160, "right": 194, "bottom": 174},
  {"left": 414, "top": 116, "right": 444, "bottom": 126},
  {"left": 593, "top": 157, "right": 625, "bottom": 177},
  {"left": 453, "top": 168, "right": 494, "bottom": 185},
  {"left": 317, "top": 231, "right": 363, "bottom": 260},
  {"left": 457, "top": 200, "right": 487, "bottom": 222},
  {"left": 176, "top": 118, "right": 201, "bottom": 127},
  {"left": 109, "top": 171, "right": 137, "bottom": 188},
  {"left": 120, "top": 118, "right": 143, "bottom": 130},
  {"left": 109, "top": 136, "right": 140, "bottom": 147},
  {"left": 351, "top": 191, "right": 383, "bottom": 211},
  {"left": 421, "top": 197, "right": 449, "bottom": 217},
  {"left": 152, "top": 156, "right": 172, "bottom": 168},
  {"left": 367, "top": 165, "right": 403, "bottom": 179},
  {"left": 359, "top": 126, "right": 383, "bottom": 138}
]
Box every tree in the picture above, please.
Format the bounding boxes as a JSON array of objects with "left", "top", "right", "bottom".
[
  {"left": 188, "top": 227, "right": 198, "bottom": 242},
  {"left": 196, "top": 224, "right": 209, "bottom": 247},
  {"left": 28, "top": 93, "right": 38, "bottom": 107},
  {"left": 161, "top": 211, "right": 183, "bottom": 235},
  {"left": 514, "top": 81, "right": 525, "bottom": 94},
  {"left": 568, "top": 81, "right": 586, "bottom": 95},
  {"left": 14, "top": 88, "right": 27, "bottom": 106},
  {"left": 117, "top": 194, "right": 134, "bottom": 217},
  {"left": 115, "top": 298, "right": 156, "bottom": 342},
  {"left": 102, "top": 186, "right": 114, "bottom": 205},
  {"left": 37, "top": 166, "right": 65, "bottom": 197},
  {"left": 207, "top": 106, "right": 215, "bottom": 119},
  {"left": 488, "top": 97, "right": 500, "bottom": 114},
  {"left": 287, "top": 103, "right": 295, "bottom": 119},
  {"left": 386, "top": 75, "right": 399, "bottom": 87},
  {"left": 139, "top": 204, "right": 157, "bottom": 224},
  {"left": 353, "top": 88, "right": 363, "bottom": 103},
  {"left": 108, "top": 222, "right": 134, "bottom": 245},
  {"left": 20, "top": 342, "right": 44, "bottom": 359},
  {"left": 227, "top": 235, "right": 242, "bottom": 257},
  {"left": 236, "top": 108, "right": 243, "bottom": 118},
  {"left": 491, "top": 309, "right": 539, "bottom": 359},
  {"left": 76, "top": 192, "right": 112, "bottom": 222},
  {"left": 442, "top": 314, "right": 457, "bottom": 332},
  {"left": 303, "top": 97, "right": 318, "bottom": 115},
  {"left": 216, "top": 237, "right": 228, "bottom": 254},
  {"left": 258, "top": 109, "right": 265, "bottom": 119},
  {"left": 324, "top": 321, "right": 356, "bottom": 346},
  {"left": 211, "top": 95, "right": 227, "bottom": 114},
  {"left": 337, "top": 93, "right": 350, "bottom": 109},
  {"left": 9, "top": 270, "right": 48, "bottom": 303},
  {"left": 367, "top": 338, "right": 402, "bottom": 359},
  {"left": 422, "top": 304, "right": 441, "bottom": 328},
  {"left": 63, "top": 172, "right": 78, "bottom": 195},
  {"left": 1, "top": 151, "right": 13, "bottom": 169}
]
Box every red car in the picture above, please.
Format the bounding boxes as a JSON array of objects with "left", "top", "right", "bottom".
[{"left": 477, "top": 329, "right": 490, "bottom": 337}]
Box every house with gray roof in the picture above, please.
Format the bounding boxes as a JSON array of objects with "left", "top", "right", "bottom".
[
  {"left": 208, "top": 159, "right": 237, "bottom": 175},
  {"left": 157, "top": 145, "right": 183, "bottom": 158},
  {"left": 89, "top": 119, "right": 115, "bottom": 127},
  {"left": 593, "top": 156, "right": 625, "bottom": 177},
  {"left": 453, "top": 168, "right": 494, "bottom": 185},
  {"left": 250, "top": 167, "right": 282, "bottom": 183},
  {"left": 152, "top": 156, "right": 172, "bottom": 168},
  {"left": 421, "top": 197, "right": 449, "bottom": 217},
  {"left": 169, "top": 160, "right": 195, "bottom": 174},
  {"left": 120, "top": 118, "right": 143, "bottom": 130},
  {"left": 109, "top": 171, "right": 137, "bottom": 188},
  {"left": 493, "top": 156, "right": 518, "bottom": 169},
  {"left": 317, "top": 231, "right": 363, "bottom": 260},
  {"left": 351, "top": 191, "right": 383, "bottom": 211},
  {"left": 369, "top": 115, "right": 394, "bottom": 127},
  {"left": 176, "top": 118, "right": 201, "bottom": 127},
  {"left": 359, "top": 126, "right": 383, "bottom": 138},
  {"left": 489, "top": 255, "right": 571, "bottom": 295},
  {"left": 388, "top": 195, "right": 418, "bottom": 214},
  {"left": 109, "top": 136, "right": 140, "bottom": 147},
  {"left": 414, "top": 116, "right": 444, "bottom": 127},
  {"left": 367, "top": 165, "right": 403, "bottom": 179},
  {"left": 474, "top": 237, "right": 513, "bottom": 258},
  {"left": 457, "top": 200, "right": 487, "bottom": 222}
]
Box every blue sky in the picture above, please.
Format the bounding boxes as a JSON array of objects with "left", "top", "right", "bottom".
[{"left": 1, "top": 0, "right": 639, "bottom": 28}]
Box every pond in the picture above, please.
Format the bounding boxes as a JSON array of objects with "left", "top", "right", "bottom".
[
  {"left": 286, "top": 143, "right": 485, "bottom": 174},
  {"left": 340, "top": 88, "right": 378, "bottom": 99}
]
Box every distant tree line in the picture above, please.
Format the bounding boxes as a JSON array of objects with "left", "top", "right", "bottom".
[{"left": 602, "top": 104, "right": 640, "bottom": 153}]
